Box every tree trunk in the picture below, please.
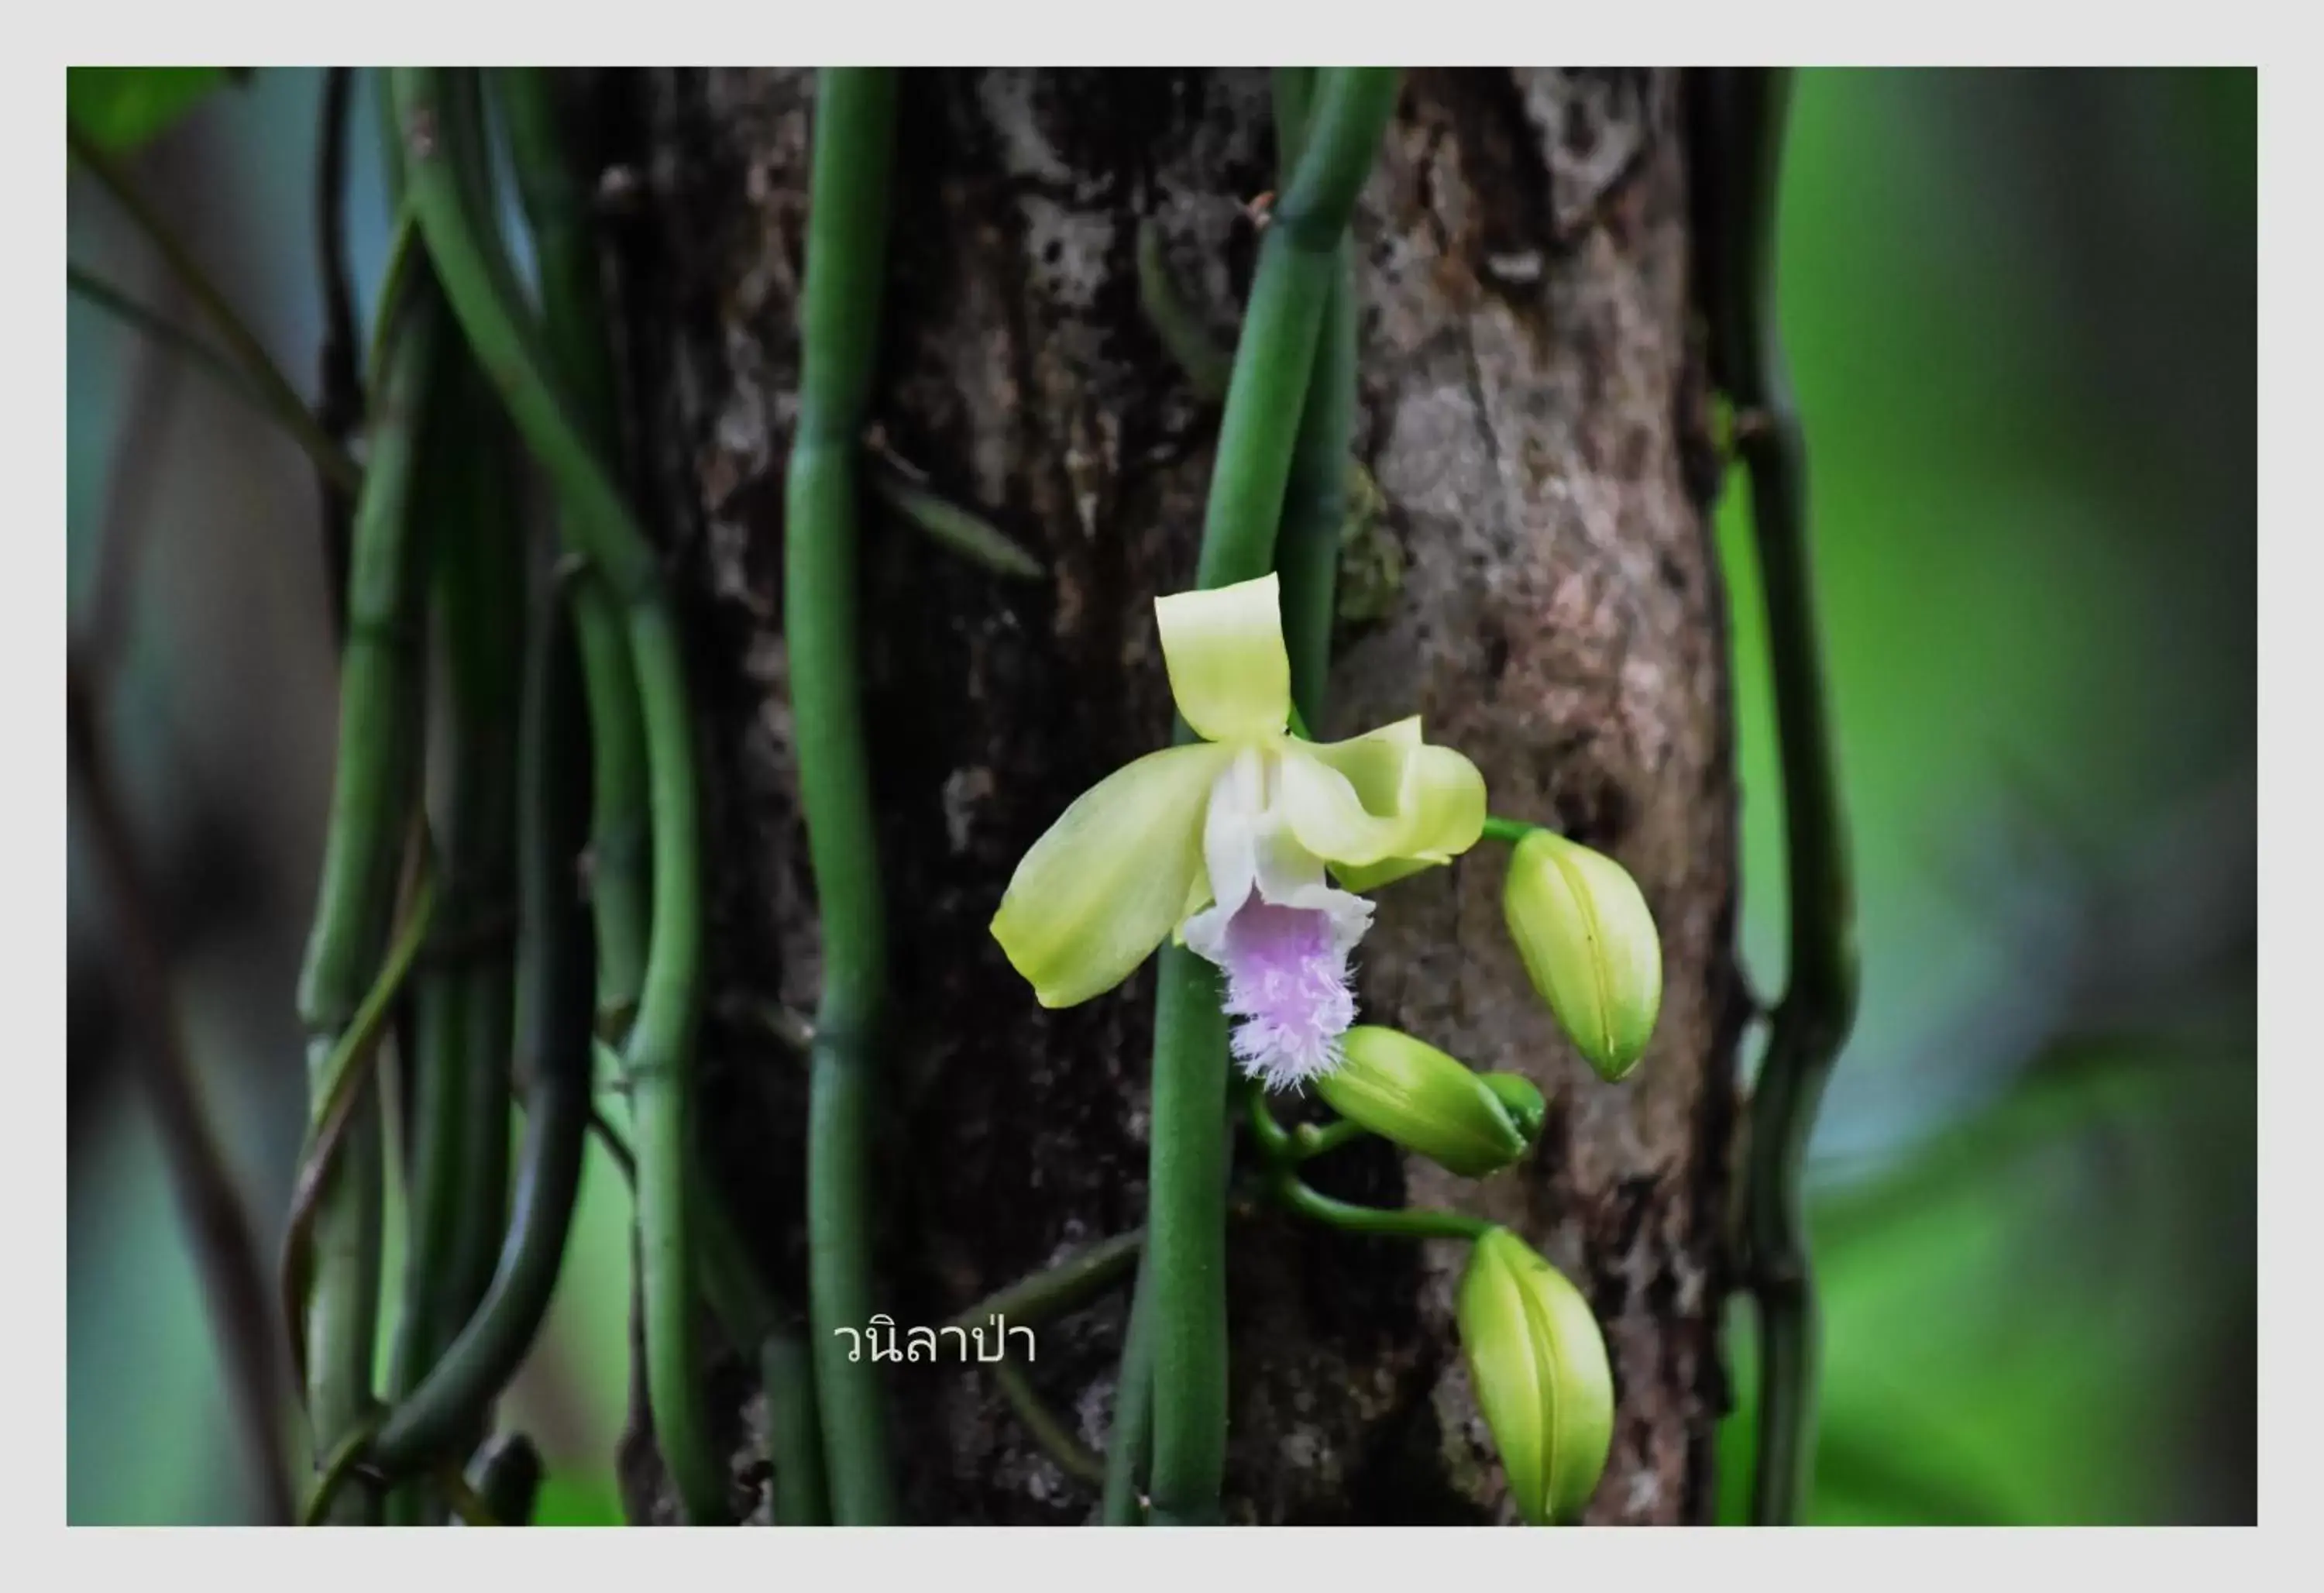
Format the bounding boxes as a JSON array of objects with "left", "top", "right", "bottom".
[{"left": 597, "top": 65, "right": 1741, "bottom": 1526}]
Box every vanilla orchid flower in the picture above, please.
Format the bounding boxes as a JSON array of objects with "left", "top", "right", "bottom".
[{"left": 990, "top": 573, "right": 1487, "bottom": 1089}]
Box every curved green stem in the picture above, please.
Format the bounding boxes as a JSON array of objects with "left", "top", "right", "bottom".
[
  {"left": 1694, "top": 67, "right": 1858, "bottom": 1526},
  {"left": 1481, "top": 814, "right": 1538, "bottom": 845},
  {"left": 371, "top": 564, "right": 594, "bottom": 1483},
  {"left": 384, "top": 334, "right": 523, "bottom": 1525},
  {"left": 1101, "top": 1251, "right": 1159, "bottom": 1525},
  {"left": 944, "top": 1229, "right": 1145, "bottom": 1337},
  {"left": 65, "top": 266, "right": 302, "bottom": 439},
  {"left": 1134, "top": 217, "right": 1232, "bottom": 404},
  {"left": 301, "top": 1406, "right": 388, "bottom": 1526},
  {"left": 67, "top": 124, "right": 361, "bottom": 494},
  {"left": 390, "top": 67, "right": 724, "bottom": 1523},
  {"left": 292, "top": 268, "right": 445, "bottom": 1524},
  {"left": 993, "top": 1356, "right": 1107, "bottom": 1487},
  {"left": 281, "top": 852, "right": 433, "bottom": 1392},
  {"left": 1147, "top": 67, "right": 1404, "bottom": 1526},
  {"left": 865, "top": 461, "right": 1046, "bottom": 582},
  {"left": 789, "top": 66, "right": 902, "bottom": 1526},
  {"left": 761, "top": 1333, "right": 829, "bottom": 1526},
  {"left": 693, "top": 1171, "right": 829, "bottom": 1526},
  {"left": 1242, "top": 1075, "right": 1297, "bottom": 1165},
  {"left": 1270, "top": 1172, "right": 1493, "bottom": 1244},
  {"left": 1241, "top": 1076, "right": 1372, "bottom": 1168},
  {"left": 497, "top": 67, "right": 653, "bottom": 1035},
  {"left": 1293, "top": 1118, "right": 1370, "bottom": 1161}
]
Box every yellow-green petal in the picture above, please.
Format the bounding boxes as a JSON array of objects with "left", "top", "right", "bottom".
[
  {"left": 1154, "top": 573, "right": 1291, "bottom": 744},
  {"left": 1279, "top": 730, "right": 1485, "bottom": 874},
  {"left": 990, "top": 741, "right": 1234, "bottom": 1007}
]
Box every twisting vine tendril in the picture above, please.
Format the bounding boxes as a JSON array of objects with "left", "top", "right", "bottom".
[{"left": 1690, "top": 67, "right": 1860, "bottom": 1528}]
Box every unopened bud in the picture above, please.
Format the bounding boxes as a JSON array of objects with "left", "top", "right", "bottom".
[
  {"left": 1480, "top": 1072, "right": 1546, "bottom": 1143},
  {"left": 1456, "top": 1227, "right": 1614, "bottom": 1526},
  {"left": 1315, "top": 1026, "right": 1530, "bottom": 1178},
  {"left": 1501, "top": 830, "right": 1662, "bottom": 1081}
]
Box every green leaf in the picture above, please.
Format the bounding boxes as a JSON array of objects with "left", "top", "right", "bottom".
[{"left": 67, "top": 67, "right": 231, "bottom": 152}]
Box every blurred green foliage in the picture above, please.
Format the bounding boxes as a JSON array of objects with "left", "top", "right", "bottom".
[
  {"left": 1713, "top": 68, "right": 2253, "bottom": 1524},
  {"left": 65, "top": 68, "right": 2254, "bottom": 1526},
  {"left": 67, "top": 67, "right": 232, "bottom": 150}
]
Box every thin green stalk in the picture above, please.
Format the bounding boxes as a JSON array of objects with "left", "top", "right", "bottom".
[
  {"left": 763, "top": 1333, "right": 830, "bottom": 1526},
  {"left": 1147, "top": 65, "right": 1403, "bottom": 1527},
  {"left": 1693, "top": 68, "right": 1858, "bottom": 1526},
  {"left": 865, "top": 463, "right": 1047, "bottom": 582},
  {"left": 1270, "top": 1172, "right": 1492, "bottom": 1244},
  {"left": 1141, "top": 953, "right": 1228, "bottom": 1526},
  {"left": 789, "top": 66, "right": 902, "bottom": 1526},
  {"left": 391, "top": 67, "right": 726, "bottom": 1523},
  {"left": 993, "top": 1356, "right": 1107, "bottom": 1487},
  {"left": 1101, "top": 1250, "right": 1159, "bottom": 1525},
  {"left": 67, "top": 124, "right": 362, "bottom": 494},
  {"left": 293, "top": 269, "right": 445, "bottom": 1525},
  {"left": 384, "top": 338, "right": 524, "bottom": 1524},
  {"left": 693, "top": 1172, "right": 828, "bottom": 1525},
  {"left": 1291, "top": 1118, "right": 1370, "bottom": 1161},
  {"left": 1134, "top": 218, "right": 1232, "bottom": 404},
  {"left": 66, "top": 266, "right": 293, "bottom": 438},
  {"left": 1273, "top": 67, "right": 1318, "bottom": 172},
  {"left": 944, "top": 1229, "right": 1145, "bottom": 1337},
  {"left": 301, "top": 1408, "right": 388, "bottom": 1525},
  {"left": 280, "top": 854, "right": 435, "bottom": 1391},
  {"left": 1240, "top": 1076, "right": 1371, "bottom": 1168},
  {"left": 370, "top": 547, "right": 594, "bottom": 1485},
  {"left": 497, "top": 67, "right": 653, "bottom": 1034},
  {"left": 1481, "top": 815, "right": 1537, "bottom": 845}
]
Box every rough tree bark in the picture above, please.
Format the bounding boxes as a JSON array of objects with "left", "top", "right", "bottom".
[{"left": 596, "top": 66, "right": 1741, "bottom": 1526}]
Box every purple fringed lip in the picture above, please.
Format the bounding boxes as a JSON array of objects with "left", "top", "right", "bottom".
[{"left": 1219, "top": 897, "right": 1357, "bottom": 1091}]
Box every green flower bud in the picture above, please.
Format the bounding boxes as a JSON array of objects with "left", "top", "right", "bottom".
[
  {"left": 1456, "top": 1227, "right": 1614, "bottom": 1526},
  {"left": 1480, "top": 1072, "right": 1546, "bottom": 1144},
  {"left": 1501, "top": 829, "right": 1662, "bottom": 1081},
  {"left": 1315, "top": 1026, "right": 1528, "bottom": 1178}
]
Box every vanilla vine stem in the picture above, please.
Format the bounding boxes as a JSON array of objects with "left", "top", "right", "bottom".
[
  {"left": 497, "top": 66, "right": 653, "bottom": 1039},
  {"left": 1695, "top": 67, "right": 1859, "bottom": 1526},
  {"left": 384, "top": 325, "right": 522, "bottom": 1526},
  {"left": 788, "top": 66, "right": 903, "bottom": 1526},
  {"left": 290, "top": 263, "right": 442, "bottom": 1526},
  {"left": 1146, "top": 65, "right": 1404, "bottom": 1527},
  {"left": 390, "top": 67, "right": 726, "bottom": 1523},
  {"left": 367, "top": 573, "right": 595, "bottom": 1488}
]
